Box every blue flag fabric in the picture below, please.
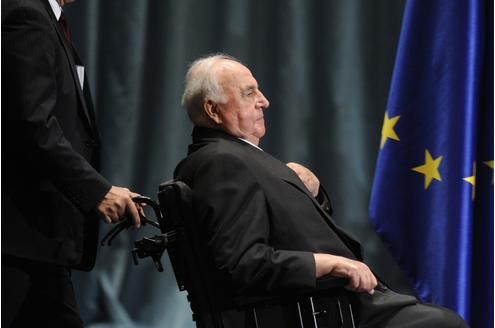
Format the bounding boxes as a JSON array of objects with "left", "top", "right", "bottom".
[{"left": 369, "top": 1, "right": 493, "bottom": 327}]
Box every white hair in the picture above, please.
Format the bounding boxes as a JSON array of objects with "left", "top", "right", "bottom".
[{"left": 181, "top": 54, "right": 241, "bottom": 123}]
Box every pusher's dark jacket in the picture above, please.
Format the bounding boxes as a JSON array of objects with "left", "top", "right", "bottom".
[{"left": 2, "top": 0, "right": 111, "bottom": 270}]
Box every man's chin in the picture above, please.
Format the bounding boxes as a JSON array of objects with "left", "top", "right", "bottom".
[{"left": 255, "top": 124, "right": 265, "bottom": 136}]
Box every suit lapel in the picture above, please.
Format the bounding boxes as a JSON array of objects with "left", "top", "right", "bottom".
[
  {"left": 248, "top": 148, "right": 324, "bottom": 214},
  {"left": 250, "top": 147, "right": 338, "bottom": 228},
  {"left": 71, "top": 47, "right": 100, "bottom": 139},
  {"left": 280, "top": 177, "right": 363, "bottom": 257},
  {"left": 280, "top": 177, "right": 334, "bottom": 224},
  {"left": 43, "top": 1, "right": 97, "bottom": 136},
  {"left": 261, "top": 152, "right": 359, "bottom": 248}
]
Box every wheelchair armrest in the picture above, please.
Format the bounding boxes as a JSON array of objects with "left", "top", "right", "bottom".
[
  {"left": 229, "top": 275, "right": 349, "bottom": 311},
  {"left": 315, "top": 276, "right": 349, "bottom": 290}
]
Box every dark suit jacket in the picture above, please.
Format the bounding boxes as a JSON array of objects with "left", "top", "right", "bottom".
[
  {"left": 174, "top": 127, "right": 363, "bottom": 299},
  {"left": 1, "top": 0, "right": 111, "bottom": 270},
  {"left": 175, "top": 127, "right": 421, "bottom": 327}
]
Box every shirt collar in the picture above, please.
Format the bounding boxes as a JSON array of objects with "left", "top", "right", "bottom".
[
  {"left": 47, "top": 0, "right": 62, "bottom": 21},
  {"left": 239, "top": 138, "right": 263, "bottom": 151},
  {"left": 191, "top": 126, "right": 264, "bottom": 151}
]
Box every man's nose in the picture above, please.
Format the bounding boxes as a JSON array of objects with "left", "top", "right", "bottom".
[{"left": 258, "top": 91, "right": 270, "bottom": 109}]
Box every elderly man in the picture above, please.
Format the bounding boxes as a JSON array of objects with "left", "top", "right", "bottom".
[{"left": 174, "top": 54, "right": 468, "bottom": 327}]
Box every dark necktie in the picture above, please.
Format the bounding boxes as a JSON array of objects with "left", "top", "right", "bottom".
[{"left": 59, "top": 12, "right": 71, "bottom": 44}]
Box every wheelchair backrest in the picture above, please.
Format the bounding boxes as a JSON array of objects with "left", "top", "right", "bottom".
[{"left": 158, "top": 180, "right": 225, "bottom": 328}]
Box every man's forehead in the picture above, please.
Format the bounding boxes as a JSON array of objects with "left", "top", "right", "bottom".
[
  {"left": 216, "top": 60, "right": 257, "bottom": 87},
  {"left": 217, "top": 59, "right": 252, "bottom": 74}
]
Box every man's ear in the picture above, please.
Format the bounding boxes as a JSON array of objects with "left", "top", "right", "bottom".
[{"left": 203, "top": 100, "right": 223, "bottom": 124}]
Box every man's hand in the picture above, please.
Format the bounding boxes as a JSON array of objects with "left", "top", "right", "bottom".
[
  {"left": 96, "top": 186, "right": 141, "bottom": 228},
  {"left": 286, "top": 162, "right": 320, "bottom": 197},
  {"left": 313, "top": 253, "right": 377, "bottom": 295}
]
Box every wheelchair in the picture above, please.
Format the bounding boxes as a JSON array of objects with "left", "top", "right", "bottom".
[{"left": 102, "top": 180, "right": 357, "bottom": 328}]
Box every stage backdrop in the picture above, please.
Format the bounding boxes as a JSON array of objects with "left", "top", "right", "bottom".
[{"left": 66, "top": 1, "right": 407, "bottom": 327}]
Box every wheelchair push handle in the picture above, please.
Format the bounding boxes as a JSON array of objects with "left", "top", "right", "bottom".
[
  {"left": 99, "top": 195, "right": 163, "bottom": 246},
  {"left": 132, "top": 195, "right": 164, "bottom": 227},
  {"left": 99, "top": 193, "right": 184, "bottom": 273}
]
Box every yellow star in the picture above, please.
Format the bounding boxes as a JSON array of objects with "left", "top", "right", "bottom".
[
  {"left": 411, "top": 149, "right": 443, "bottom": 189},
  {"left": 462, "top": 162, "right": 476, "bottom": 200},
  {"left": 380, "top": 112, "right": 401, "bottom": 149}
]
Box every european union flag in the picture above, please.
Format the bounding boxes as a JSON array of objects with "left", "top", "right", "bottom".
[{"left": 369, "top": 1, "right": 493, "bottom": 327}]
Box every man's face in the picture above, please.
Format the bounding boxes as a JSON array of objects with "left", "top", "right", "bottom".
[{"left": 214, "top": 61, "right": 270, "bottom": 146}]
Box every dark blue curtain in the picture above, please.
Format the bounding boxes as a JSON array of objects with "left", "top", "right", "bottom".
[{"left": 65, "top": 1, "right": 407, "bottom": 327}]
